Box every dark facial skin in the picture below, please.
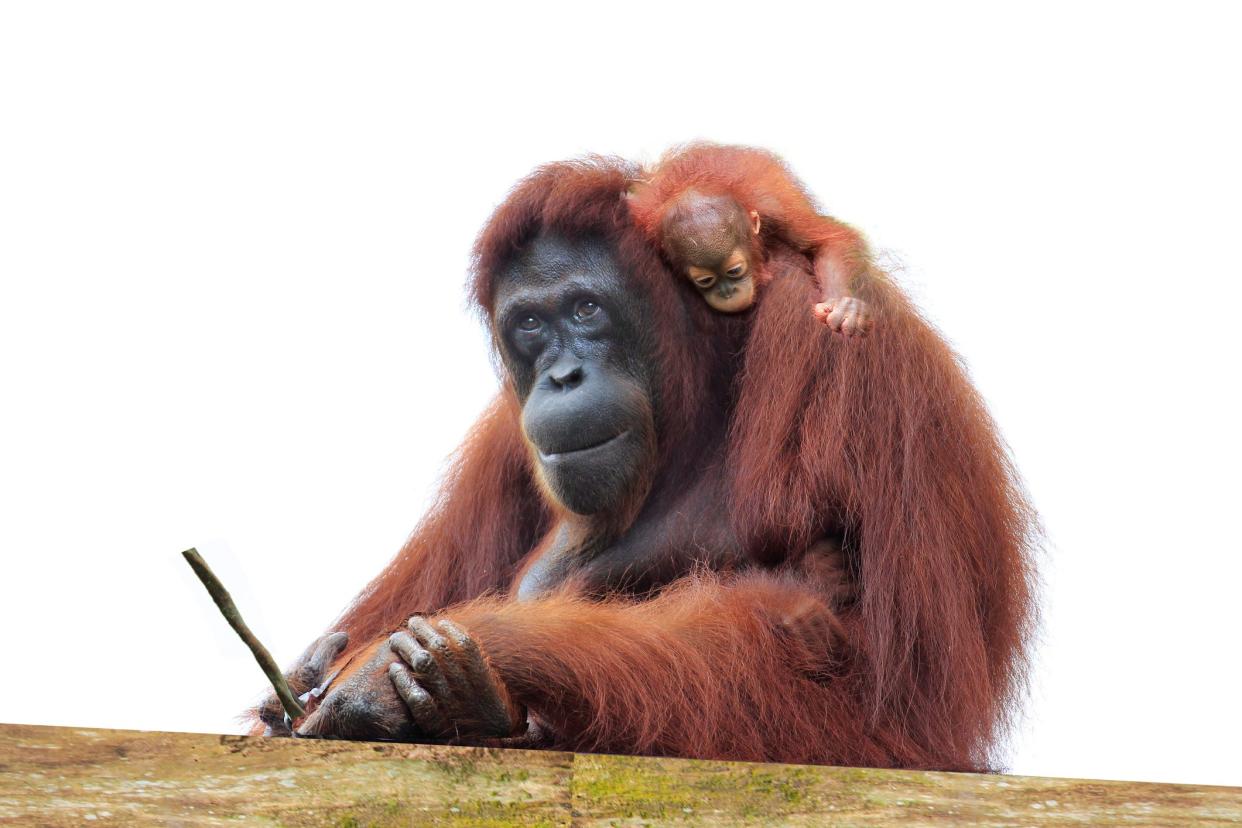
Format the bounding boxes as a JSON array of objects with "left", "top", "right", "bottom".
[
  {"left": 495, "top": 234, "right": 658, "bottom": 517},
  {"left": 662, "top": 193, "right": 762, "bottom": 313}
]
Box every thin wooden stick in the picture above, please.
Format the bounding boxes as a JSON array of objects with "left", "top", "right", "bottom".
[{"left": 182, "top": 548, "right": 305, "bottom": 721}]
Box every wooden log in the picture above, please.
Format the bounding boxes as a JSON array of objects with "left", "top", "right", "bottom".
[{"left": 0, "top": 722, "right": 1238, "bottom": 826}]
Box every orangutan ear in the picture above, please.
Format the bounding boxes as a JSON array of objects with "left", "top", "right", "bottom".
[{"left": 749, "top": 210, "right": 761, "bottom": 235}]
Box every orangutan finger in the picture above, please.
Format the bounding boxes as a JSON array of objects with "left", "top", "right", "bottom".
[
  {"left": 437, "top": 619, "right": 514, "bottom": 733},
  {"left": 389, "top": 630, "right": 432, "bottom": 671},
  {"left": 395, "top": 627, "right": 464, "bottom": 719},
  {"left": 388, "top": 662, "right": 451, "bottom": 737},
  {"left": 842, "top": 310, "right": 858, "bottom": 336},
  {"left": 307, "top": 632, "right": 349, "bottom": 676},
  {"left": 289, "top": 631, "right": 350, "bottom": 694},
  {"left": 839, "top": 310, "right": 859, "bottom": 337},
  {"left": 408, "top": 615, "right": 470, "bottom": 693},
  {"left": 389, "top": 631, "right": 453, "bottom": 705}
]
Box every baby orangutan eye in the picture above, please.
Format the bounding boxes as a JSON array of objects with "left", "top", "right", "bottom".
[
  {"left": 517, "top": 315, "right": 541, "bottom": 332},
  {"left": 693, "top": 273, "right": 717, "bottom": 289},
  {"left": 574, "top": 300, "right": 600, "bottom": 320},
  {"left": 726, "top": 264, "right": 746, "bottom": 279}
]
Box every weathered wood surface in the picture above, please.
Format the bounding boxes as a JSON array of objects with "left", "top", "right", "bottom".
[{"left": 0, "top": 723, "right": 1239, "bottom": 826}]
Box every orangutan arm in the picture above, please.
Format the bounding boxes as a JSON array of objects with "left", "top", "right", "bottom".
[
  {"left": 298, "top": 569, "right": 863, "bottom": 763},
  {"left": 461, "top": 574, "right": 850, "bottom": 756},
  {"left": 803, "top": 224, "right": 875, "bottom": 337}
]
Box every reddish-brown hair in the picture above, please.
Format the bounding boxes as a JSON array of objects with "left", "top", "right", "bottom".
[{"left": 729, "top": 245, "right": 1038, "bottom": 764}]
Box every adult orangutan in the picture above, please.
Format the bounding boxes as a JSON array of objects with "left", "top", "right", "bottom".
[{"left": 252, "top": 156, "right": 1037, "bottom": 772}]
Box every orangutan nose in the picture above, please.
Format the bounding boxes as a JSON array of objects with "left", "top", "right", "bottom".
[{"left": 549, "top": 360, "right": 585, "bottom": 390}]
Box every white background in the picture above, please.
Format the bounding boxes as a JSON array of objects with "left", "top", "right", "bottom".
[{"left": 2, "top": 2, "right": 1239, "bottom": 787}]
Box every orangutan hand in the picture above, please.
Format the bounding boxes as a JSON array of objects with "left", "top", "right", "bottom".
[
  {"left": 814, "top": 296, "right": 873, "bottom": 337},
  {"left": 387, "top": 616, "right": 525, "bottom": 741},
  {"left": 291, "top": 617, "right": 524, "bottom": 743},
  {"left": 293, "top": 636, "right": 420, "bottom": 742},
  {"left": 256, "top": 631, "right": 348, "bottom": 736}
]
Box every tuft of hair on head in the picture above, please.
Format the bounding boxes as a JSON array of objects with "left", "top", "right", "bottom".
[{"left": 659, "top": 190, "right": 752, "bottom": 263}]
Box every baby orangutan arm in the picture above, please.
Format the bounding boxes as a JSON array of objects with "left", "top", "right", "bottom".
[
  {"left": 771, "top": 198, "right": 875, "bottom": 337},
  {"left": 809, "top": 239, "right": 876, "bottom": 338}
]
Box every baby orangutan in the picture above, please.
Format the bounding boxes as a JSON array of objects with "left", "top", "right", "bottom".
[{"left": 629, "top": 143, "right": 875, "bottom": 336}]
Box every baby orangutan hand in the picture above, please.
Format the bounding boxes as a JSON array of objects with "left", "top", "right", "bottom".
[
  {"left": 814, "top": 296, "right": 873, "bottom": 337},
  {"left": 387, "top": 616, "right": 525, "bottom": 741}
]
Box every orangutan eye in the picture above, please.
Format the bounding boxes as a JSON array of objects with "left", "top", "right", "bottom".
[
  {"left": 693, "top": 273, "right": 717, "bottom": 289},
  {"left": 574, "top": 300, "right": 600, "bottom": 320},
  {"left": 726, "top": 264, "right": 746, "bottom": 279},
  {"left": 517, "top": 315, "right": 541, "bottom": 332}
]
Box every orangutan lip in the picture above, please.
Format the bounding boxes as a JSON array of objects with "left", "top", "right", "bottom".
[{"left": 539, "top": 430, "right": 629, "bottom": 461}]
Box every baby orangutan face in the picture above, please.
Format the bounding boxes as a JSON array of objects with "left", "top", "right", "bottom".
[
  {"left": 685, "top": 245, "right": 755, "bottom": 313},
  {"left": 662, "top": 192, "right": 763, "bottom": 314}
]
